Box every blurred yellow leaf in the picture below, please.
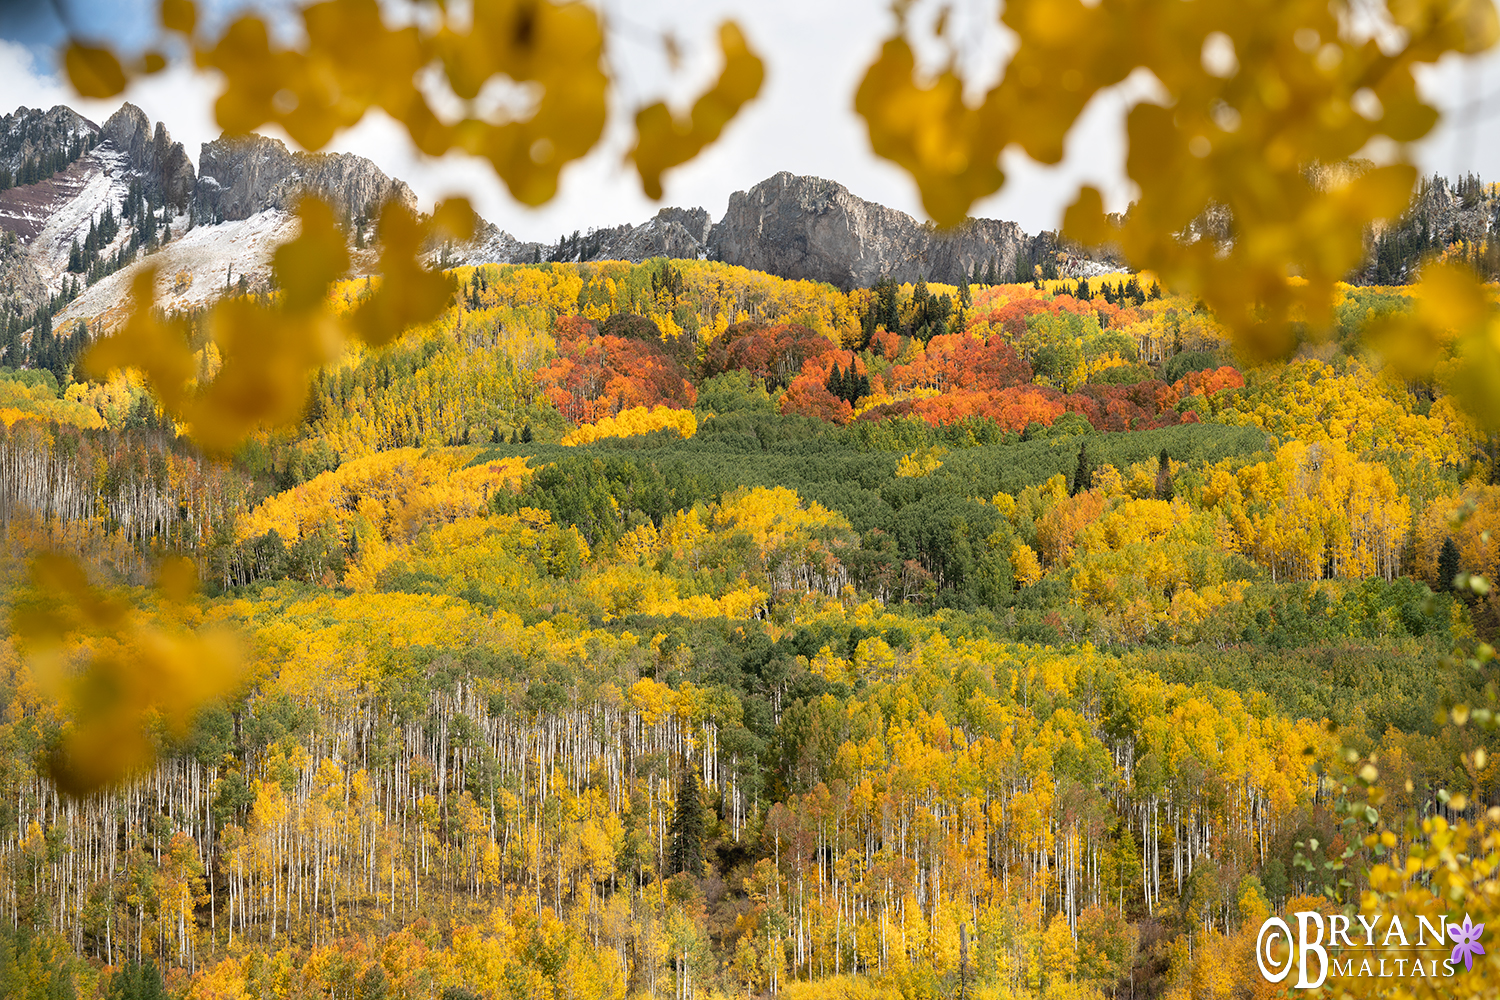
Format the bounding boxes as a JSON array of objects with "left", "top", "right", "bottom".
[
  {"left": 274, "top": 196, "right": 351, "bottom": 313},
  {"left": 350, "top": 199, "right": 473, "bottom": 347},
  {"left": 160, "top": 0, "right": 197, "bottom": 35},
  {"left": 81, "top": 269, "right": 195, "bottom": 413},
  {"left": 1063, "top": 186, "right": 1112, "bottom": 248},
  {"left": 632, "top": 22, "right": 765, "bottom": 200},
  {"left": 12, "top": 555, "right": 244, "bottom": 797},
  {"left": 443, "top": 0, "right": 610, "bottom": 205},
  {"left": 64, "top": 42, "right": 126, "bottom": 98},
  {"left": 853, "top": 37, "right": 1006, "bottom": 227}
]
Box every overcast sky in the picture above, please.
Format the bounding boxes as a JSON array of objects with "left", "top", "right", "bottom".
[{"left": 2, "top": 0, "right": 1499, "bottom": 243}]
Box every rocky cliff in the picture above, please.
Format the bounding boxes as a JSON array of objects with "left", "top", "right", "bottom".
[
  {"left": 708, "top": 173, "right": 1031, "bottom": 289},
  {"left": 195, "top": 133, "right": 416, "bottom": 224},
  {"left": 456, "top": 206, "right": 715, "bottom": 269},
  {"left": 98, "top": 105, "right": 196, "bottom": 211},
  {"left": 458, "top": 173, "right": 1052, "bottom": 288}
]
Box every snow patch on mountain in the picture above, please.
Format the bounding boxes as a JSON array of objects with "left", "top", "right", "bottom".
[{"left": 58, "top": 209, "right": 297, "bottom": 327}]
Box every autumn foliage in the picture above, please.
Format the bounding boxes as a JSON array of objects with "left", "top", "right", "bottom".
[{"left": 536, "top": 315, "right": 696, "bottom": 424}]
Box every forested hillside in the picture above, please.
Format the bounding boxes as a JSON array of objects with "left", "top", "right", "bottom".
[{"left": 0, "top": 258, "right": 1495, "bottom": 1000}]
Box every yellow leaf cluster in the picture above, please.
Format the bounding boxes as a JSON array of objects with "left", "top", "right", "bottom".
[
  {"left": 239, "top": 447, "right": 529, "bottom": 549},
  {"left": 561, "top": 405, "right": 697, "bottom": 446},
  {"left": 894, "top": 445, "right": 946, "bottom": 478},
  {"left": 631, "top": 23, "right": 765, "bottom": 200}
]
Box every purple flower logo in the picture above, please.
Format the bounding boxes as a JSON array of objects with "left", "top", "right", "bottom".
[{"left": 1449, "top": 914, "right": 1486, "bottom": 971}]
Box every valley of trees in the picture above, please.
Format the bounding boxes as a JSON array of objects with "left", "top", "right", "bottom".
[{"left": 0, "top": 256, "right": 1498, "bottom": 999}]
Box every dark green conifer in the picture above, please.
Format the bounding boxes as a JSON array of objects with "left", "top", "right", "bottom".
[
  {"left": 1438, "top": 537, "right": 1461, "bottom": 592},
  {"left": 1071, "top": 442, "right": 1093, "bottom": 496},
  {"left": 667, "top": 764, "right": 705, "bottom": 877}
]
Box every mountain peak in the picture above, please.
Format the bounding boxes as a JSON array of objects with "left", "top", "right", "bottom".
[
  {"left": 194, "top": 132, "right": 416, "bottom": 225},
  {"left": 96, "top": 102, "right": 195, "bottom": 210}
]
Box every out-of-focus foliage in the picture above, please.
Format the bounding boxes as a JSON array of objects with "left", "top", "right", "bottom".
[
  {"left": 9, "top": 554, "right": 242, "bottom": 794},
  {"left": 83, "top": 197, "right": 473, "bottom": 455},
  {"left": 631, "top": 23, "right": 765, "bottom": 200},
  {"left": 22, "top": 0, "right": 1500, "bottom": 991},
  {"left": 859, "top": 0, "right": 1499, "bottom": 369},
  {"left": 69, "top": 0, "right": 761, "bottom": 207}
]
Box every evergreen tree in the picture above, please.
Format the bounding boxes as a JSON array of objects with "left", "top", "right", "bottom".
[
  {"left": 1155, "top": 448, "right": 1174, "bottom": 501},
  {"left": 106, "top": 959, "right": 168, "bottom": 1000},
  {"left": 985, "top": 255, "right": 998, "bottom": 285},
  {"left": 521, "top": 423, "right": 533, "bottom": 444},
  {"left": 1006, "top": 254, "right": 1021, "bottom": 284},
  {"left": 1438, "top": 536, "right": 1461, "bottom": 592},
  {"left": 958, "top": 273, "right": 972, "bottom": 308},
  {"left": 875, "top": 276, "right": 900, "bottom": 332},
  {"left": 667, "top": 764, "right": 705, "bottom": 877},
  {"left": 1071, "top": 441, "right": 1093, "bottom": 496}
]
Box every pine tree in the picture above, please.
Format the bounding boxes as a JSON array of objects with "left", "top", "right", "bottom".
[
  {"left": 106, "top": 959, "right": 168, "bottom": 1000},
  {"left": 826, "top": 362, "right": 844, "bottom": 400},
  {"left": 876, "top": 276, "right": 900, "bottom": 332},
  {"left": 1155, "top": 448, "right": 1174, "bottom": 501},
  {"left": 521, "top": 423, "right": 533, "bottom": 444},
  {"left": 668, "top": 765, "right": 705, "bottom": 877},
  {"left": 986, "top": 256, "right": 998, "bottom": 285},
  {"left": 1438, "top": 536, "right": 1461, "bottom": 592},
  {"left": 1071, "top": 441, "right": 1093, "bottom": 496}
]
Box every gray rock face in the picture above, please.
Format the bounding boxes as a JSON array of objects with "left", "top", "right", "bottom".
[
  {"left": 455, "top": 206, "right": 715, "bottom": 269},
  {"left": 99, "top": 104, "right": 152, "bottom": 170},
  {"left": 97, "top": 104, "right": 196, "bottom": 210},
  {"left": 709, "top": 172, "right": 1030, "bottom": 289},
  {"left": 195, "top": 133, "right": 416, "bottom": 224},
  {"left": 586, "top": 207, "right": 713, "bottom": 262},
  {"left": 458, "top": 173, "right": 1047, "bottom": 288},
  {"left": 152, "top": 123, "right": 196, "bottom": 210}
]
